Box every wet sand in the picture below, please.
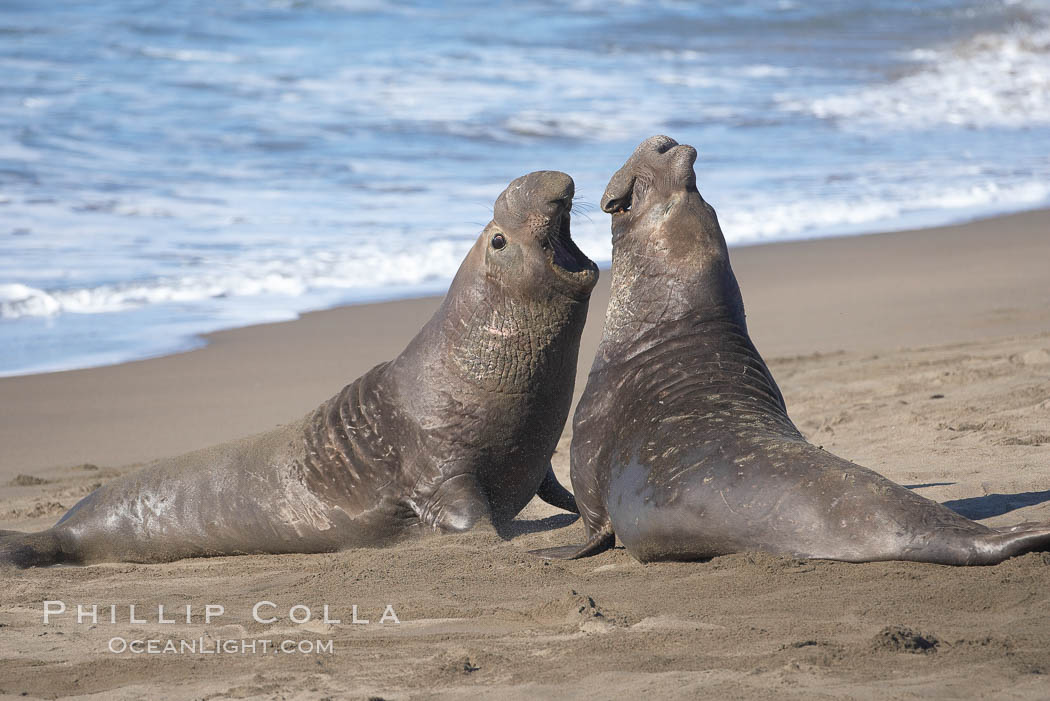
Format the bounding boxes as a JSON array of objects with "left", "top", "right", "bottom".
[{"left": 1, "top": 208, "right": 1049, "bottom": 699}]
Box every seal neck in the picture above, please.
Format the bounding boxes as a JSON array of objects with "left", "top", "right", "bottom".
[
  {"left": 393, "top": 245, "right": 589, "bottom": 396},
  {"left": 600, "top": 238, "right": 748, "bottom": 353}
]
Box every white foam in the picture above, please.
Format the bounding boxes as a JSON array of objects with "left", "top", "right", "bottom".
[
  {"left": 719, "top": 178, "right": 1050, "bottom": 244},
  {"left": 291, "top": 45, "right": 759, "bottom": 142},
  {"left": 140, "top": 47, "right": 240, "bottom": 63},
  {"left": 504, "top": 110, "right": 653, "bottom": 142},
  {"left": 0, "top": 283, "right": 61, "bottom": 317},
  {"left": 0, "top": 240, "right": 468, "bottom": 320},
  {"left": 779, "top": 22, "right": 1050, "bottom": 130},
  {"left": 9, "top": 176, "right": 1038, "bottom": 323},
  {"left": 736, "top": 64, "right": 790, "bottom": 79}
]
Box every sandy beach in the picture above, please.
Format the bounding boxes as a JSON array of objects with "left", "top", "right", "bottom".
[{"left": 1, "top": 209, "right": 1049, "bottom": 699}]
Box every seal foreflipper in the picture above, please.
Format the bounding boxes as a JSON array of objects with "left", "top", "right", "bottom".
[
  {"left": 529, "top": 523, "right": 614, "bottom": 560},
  {"left": 535, "top": 465, "right": 579, "bottom": 514}
]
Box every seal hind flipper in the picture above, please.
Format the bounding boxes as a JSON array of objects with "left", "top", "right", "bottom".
[
  {"left": 0, "top": 529, "right": 70, "bottom": 569},
  {"left": 981, "top": 523, "right": 1050, "bottom": 563},
  {"left": 902, "top": 522, "right": 1050, "bottom": 565},
  {"left": 535, "top": 464, "right": 579, "bottom": 514},
  {"left": 529, "top": 523, "right": 614, "bottom": 560}
]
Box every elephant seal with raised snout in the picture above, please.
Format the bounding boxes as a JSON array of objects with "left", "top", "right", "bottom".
[
  {"left": 2, "top": 170, "right": 597, "bottom": 567},
  {"left": 535, "top": 136, "right": 1050, "bottom": 565}
]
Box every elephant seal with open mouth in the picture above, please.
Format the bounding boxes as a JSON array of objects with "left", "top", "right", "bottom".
[
  {"left": 2, "top": 170, "right": 597, "bottom": 568},
  {"left": 534, "top": 136, "right": 1050, "bottom": 565}
]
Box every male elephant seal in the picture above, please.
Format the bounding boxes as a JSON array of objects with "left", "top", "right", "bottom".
[
  {"left": 2, "top": 170, "right": 598, "bottom": 568},
  {"left": 534, "top": 136, "right": 1050, "bottom": 565}
]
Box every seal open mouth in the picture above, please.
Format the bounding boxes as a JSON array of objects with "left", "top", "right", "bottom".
[
  {"left": 544, "top": 209, "right": 597, "bottom": 286},
  {"left": 491, "top": 170, "right": 597, "bottom": 294}
]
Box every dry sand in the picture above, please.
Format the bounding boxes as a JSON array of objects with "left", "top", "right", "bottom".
[{"left": 1, "top": 209, "right": 1049, "bottom": 699}]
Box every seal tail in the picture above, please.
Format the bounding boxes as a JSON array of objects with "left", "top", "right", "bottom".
[
  {"left": 0, "top": 529, "right": 69, "bottom": 569},
  {"left": 528, "top": 523, "right": 615, "bottom": 560}
]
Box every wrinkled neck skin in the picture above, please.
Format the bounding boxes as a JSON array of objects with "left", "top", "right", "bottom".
[
  {"left": 377, "top": 236, "right": 590, "bottom": 492},
  {"left": 407, "top": 240, "right": 590, "bottom": 397},
  {"left": 382, "top": 237, "right": 588, "bottom": 524},
  {"left": 597, "top": 190, "right": 747, "bottom": 371}
]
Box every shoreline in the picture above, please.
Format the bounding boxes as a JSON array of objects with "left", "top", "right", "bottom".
[
  {"left": 3, "top": 204, "right": 1049, "bottom": 381},
  {"left": 2, "top": 206, "right": 1049, "bottom": 478}
]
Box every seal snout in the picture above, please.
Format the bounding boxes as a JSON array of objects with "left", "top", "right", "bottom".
[
  {"left": 495, "top": 170, "right": 575, "bottom": 228},
  {"left": 601, "top": 135, "right": 699, "bottom": 215},
  {"left": 525, "top": 169, "right": 575, "bottom": 210}
]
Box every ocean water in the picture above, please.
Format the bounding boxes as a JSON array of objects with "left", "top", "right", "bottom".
[{"left": 2, "top": 0, "right": 1050, "bottom": 376}]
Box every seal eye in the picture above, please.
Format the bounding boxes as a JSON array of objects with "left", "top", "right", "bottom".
[{"left": 491, "top": 233, "right": 507, "bottom": 250}]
